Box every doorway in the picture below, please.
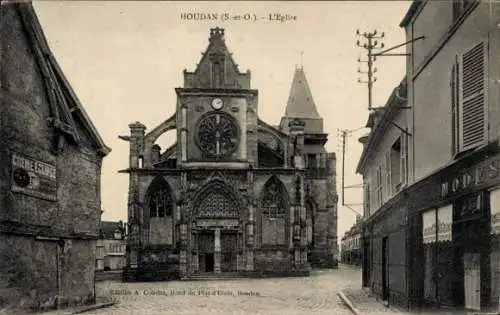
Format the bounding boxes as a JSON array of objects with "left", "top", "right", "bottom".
[
  {"left": 198, "top": 232, "right": 215, "bottom": 273},
  {"left": 221, "top": 232, "right": 238, "bottom": 272},
  {"left": 382, "top": 236, "right": 389, "bottom": 301},
  {"left": 204, "top": 253, "right": 215, "bottom": 272},
  {"left": 464, "top": 252, "right": 481, "bottom": 311}
]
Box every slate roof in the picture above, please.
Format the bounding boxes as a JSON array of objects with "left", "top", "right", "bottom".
[
  {"left": 99, "top": 221, "right": 125, "bottom": 240},
  {"left": 284, "top": 67, "right": 321, "bottom": 119},
  {"left": 10, "top": 2, "right": 111, "bottom": 156}
]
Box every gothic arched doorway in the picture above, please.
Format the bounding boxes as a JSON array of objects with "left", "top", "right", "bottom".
[{"left": 192, "top": 181, "right": 240, "bottom": 273}]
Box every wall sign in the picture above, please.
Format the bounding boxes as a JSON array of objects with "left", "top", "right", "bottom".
[
  {"left": 11, "top": 153, "right": 57, "bottom": 201},
  {"left": 441, "top": 155, "right": 500, "bottom": 198}
]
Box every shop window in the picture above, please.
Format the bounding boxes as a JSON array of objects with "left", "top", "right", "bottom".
[{"left": 489, "top": 189, "right": 500, "bottom": 307}]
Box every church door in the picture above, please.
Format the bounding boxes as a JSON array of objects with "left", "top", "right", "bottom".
[
  {"left": 221, "top": 232, "right": 238, "bottom": 272},
  {"left": 198, "top": 232, "right": 215, "bottom": 272}
]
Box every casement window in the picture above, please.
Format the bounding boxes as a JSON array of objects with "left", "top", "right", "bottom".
[
  {"left": 400, "top": 133, "right": 408, "bottom": 187},
  {"left": 385, "top": 151, "right": 392, "bottom": 198},
  {"left": 390, "top": 138, "right": 402, "bottom": 192},
  {"left": 378, "top": 165, "right": 383, "bottom": 206},
  {"left": 373, "top": 165, "right": 383, "bottom": 209},
  {"left": 369, "top": 174, "right": 375, "bottom": 214},
  {"left": 364, "top": 181, "right": 371, "bottom": 217},
  {"left": 452, "top": 41, "right": 488, "bottom": 153}
]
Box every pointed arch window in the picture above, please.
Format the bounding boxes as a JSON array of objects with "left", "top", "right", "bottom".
[
  {"left": 261, "top": 177, "right": 289, "bottom": 245},
  {"left": 147, "top": 178, "right": 173, "bottom": 218}
]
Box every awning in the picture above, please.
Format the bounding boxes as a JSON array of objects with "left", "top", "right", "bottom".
[
  {"left": 490, "top": 188, "right": 500, "bottom": 235},
  {"left": 437, "top": 204, "right": 453, "bottom": 242},
  {"left": 422, "top": 209, "right": 436, "bottom": 244}
]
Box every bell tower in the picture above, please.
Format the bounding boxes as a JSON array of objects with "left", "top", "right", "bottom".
[{"left": 175, "top": 27, "right": 258, "bottom": 167}]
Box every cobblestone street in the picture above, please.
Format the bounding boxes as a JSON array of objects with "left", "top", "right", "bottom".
[{"left": 87, "top": 265, "right": 361, "bottom": 315}]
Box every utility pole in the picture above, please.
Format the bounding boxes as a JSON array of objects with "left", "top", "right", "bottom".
[
  {"left": 339, "top": 127, "right": 365, "bottom": 216},
  {"left": 356, "top": 30, "right": 385, "bottom": 111},
  {"left": 341, "top": 129, "right": 347, "bottom": 206}
]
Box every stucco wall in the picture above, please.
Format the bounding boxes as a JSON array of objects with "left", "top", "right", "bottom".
[{"left": 409, "top": 2, "right": 500, "bottom": 182}]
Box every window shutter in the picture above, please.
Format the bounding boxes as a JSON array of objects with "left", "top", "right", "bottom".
[
  {"left": 364, "top": 182, "right": 370, "bottom": 217},
  {"left": 458, "top": 41, "right": 488, "bottom": 151},
  {"left": 377, "top": 164, "right": 383, "bottom": 207},
  {"left": 385, "top": 151, "right": 392, "bottom": 198},
  {"left": 400, "top": 134, "right": 408, "bottom": 186},
  {"left": 451, "top": 60, "right": 459, "bottom": 155}
]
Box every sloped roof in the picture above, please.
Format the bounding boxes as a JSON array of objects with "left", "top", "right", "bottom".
[
  {"left": 12, "top": 2, "right": 110, "bottom": 155},
  {"left": 284, "top": 67, "right": 321, "bottom": 119},
  {"left": 183, "top": 27, "right": 250, "bottom": 89},
  {"left": 99, "top": 221, "right": 125, "bottom": 240}
]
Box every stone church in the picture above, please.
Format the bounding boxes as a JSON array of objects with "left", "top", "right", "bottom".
[{"left": 121, "top": 27, "right": 338, "bottom": 280}]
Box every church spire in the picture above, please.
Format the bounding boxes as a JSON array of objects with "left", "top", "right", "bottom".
[{"left": 284, "top": 67, "right": 321, "bottom": 119}]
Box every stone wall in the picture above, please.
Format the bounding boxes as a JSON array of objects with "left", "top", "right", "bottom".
[{"left": 0, "top": 3, "right": 105, "bottom": 311}]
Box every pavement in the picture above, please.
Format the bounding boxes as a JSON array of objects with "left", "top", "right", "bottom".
[
  {"left": 338, "top": 287, "right": 500, "bottom": 315},
  {"left": 32, "top": 264, "right": 360, "bottom": 315},
  {"left": 338, "top": 288, "right": 401, "bottom": 315},
  {"left": 23, "top": 264, "right": 419, "bottom": 315},
  {"left": 0, "top": 297, "right": 116, "bottom": 315}
]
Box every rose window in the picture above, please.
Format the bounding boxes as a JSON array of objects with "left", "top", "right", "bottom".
[{"left": 195, "top": 112, "right": 239, "bottom": 158}]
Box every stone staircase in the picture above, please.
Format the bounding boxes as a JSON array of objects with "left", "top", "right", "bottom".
[{"left": 186, "top": 272, "right": 240, "bottom": 280}]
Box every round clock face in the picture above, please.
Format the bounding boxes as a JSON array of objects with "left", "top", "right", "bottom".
[
  {"left": 195, "top": 112, "right": 239, "bottom": 158},
  {"left": 211, "top": 98, "right": 224, "bottom": 110}
]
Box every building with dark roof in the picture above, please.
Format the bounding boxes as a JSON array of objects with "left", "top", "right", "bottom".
[
  {"left": 120, "top": 27, "right": 338, "bottom": 281},
  {"left": 96, "top": 221, "right": 126, "bottom": 272},
  {"left": 340, "top": 216, "right": 362, "bottom": 266},
  {"left": 0, "top": 1, "right": 110, "bottom": 311}
]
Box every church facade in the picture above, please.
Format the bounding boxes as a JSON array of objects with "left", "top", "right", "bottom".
[{"left": 121, "top": 28, "right": 338, "bottom": 280}]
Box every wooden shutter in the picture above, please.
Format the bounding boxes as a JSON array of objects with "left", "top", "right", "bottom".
[
  {"left": 400, "top": 134, "right": 408, "bottom": 186},
  {"left": 458, "top": 41, "right": 488, "bottom": 151},
  {"left": 364, "top": 181, "right": 371, "bottom": 217},
  {"left": 385, "top": 151, "right": 392, "bottom": 198},
  {"left": 377, "top": 164, "right": 384, "bottom": 207},
  {"left": 451, "top": 59, "right": 459, "bottom": 155}
]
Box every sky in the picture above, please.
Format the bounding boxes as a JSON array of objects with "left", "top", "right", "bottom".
[{"left": 33, "top": 1, "right": 411, "bottom": 243}]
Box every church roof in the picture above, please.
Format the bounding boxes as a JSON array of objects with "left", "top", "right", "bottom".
[
  {"left": 284, "top": 67, "right": 321, "bottom": 119},
  {"left": 183, "top": 27, "right": 250, "bottom": 89},
  {"left": 9, "top": 2, "right": 111, "bottom": 155}
]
